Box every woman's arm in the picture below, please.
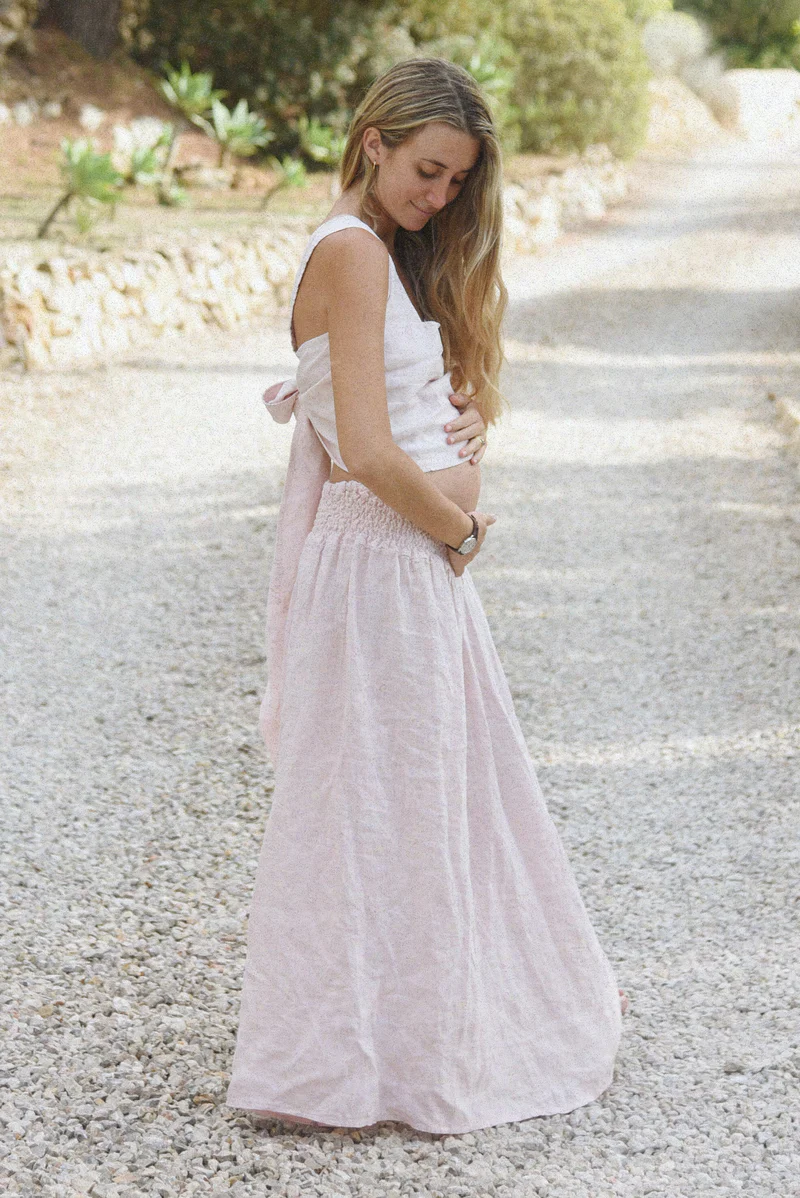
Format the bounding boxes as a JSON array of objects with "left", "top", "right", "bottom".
[{"left": 317, "top": 228, "right": 478, "bottom": 551}]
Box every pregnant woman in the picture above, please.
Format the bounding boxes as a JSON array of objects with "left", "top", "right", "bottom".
[{"left": 226, "top": 57, "right": 626, "bottom": 1136}]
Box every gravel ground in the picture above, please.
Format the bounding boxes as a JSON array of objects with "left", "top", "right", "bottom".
[{"left": 2, "top": 139, "right": 800, "bottom": 1197}]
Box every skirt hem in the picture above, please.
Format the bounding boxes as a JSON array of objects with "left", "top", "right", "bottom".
[{"left": 224, "top": 1062, "right": 620, "bottom": 1136}]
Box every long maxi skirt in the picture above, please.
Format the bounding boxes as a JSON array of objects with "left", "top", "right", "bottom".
[{"left": 226, "top": 478, "right": 623, "bottom": 1135}]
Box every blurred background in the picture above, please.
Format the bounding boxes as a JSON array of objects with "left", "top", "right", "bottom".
[
  {"left": 5, "top": 0, "right": 800, "bottom": 369},
  {"left": 2, "top": 0, "right": 798, "bottom": 240}
]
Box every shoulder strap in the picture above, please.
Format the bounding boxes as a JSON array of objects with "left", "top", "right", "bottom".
[{"left": 289, "top": 215, "right": 384, "bottom": 351}]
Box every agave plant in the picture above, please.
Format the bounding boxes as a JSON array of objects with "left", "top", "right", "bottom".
[
  {"left": 160, "top": 61, "right": 227, "bottom": 124},
  {"left": 197, "top": 98, "right": 274, "bottom": 168},
  {"left": 260, "top": 154, "right": 308, "bottom": 209},
  {"left": 38, "top": 139, "right": 124, "bottom": 238},
  {"left": 112, "top": 118, "right": 174, "bottom": 186},
  {"left": 296, "top": 114, "right": 347, "bottom": 168},
  {"left": 157, "top": 61, "right": 228, "bottom": 201}
]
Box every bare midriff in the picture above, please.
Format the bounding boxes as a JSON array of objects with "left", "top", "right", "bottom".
[{"left": 329, "top": 458, "right": 482, "bottom": 517}]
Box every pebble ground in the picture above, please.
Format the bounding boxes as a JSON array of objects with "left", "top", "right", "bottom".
[{"left": 2, "top": 139, "right": 799, "bottom": 1196}]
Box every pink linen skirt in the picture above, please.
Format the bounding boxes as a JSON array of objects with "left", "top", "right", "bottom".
[{"left": 226, "top": 479, "right": 622, "bottom": 1134}]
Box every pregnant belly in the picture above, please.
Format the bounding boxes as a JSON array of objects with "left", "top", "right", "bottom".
[
  {"left": 329, "top": 458, "right": 481, "bottom": 513},
  {"left": 424, "top": 459, "right": 482, "bottom": 512}
]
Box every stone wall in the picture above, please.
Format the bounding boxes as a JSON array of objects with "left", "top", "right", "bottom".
[
  {"left": 0, "top": 146, "right": 629, "bottom": 372},
  {"left": 502, "top": 145, "right": 628, "bottom": 255},
  {"left": 0, "top": 228, "right": 308, "bottom": 371}
]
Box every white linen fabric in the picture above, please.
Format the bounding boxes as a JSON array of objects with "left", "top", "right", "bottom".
[{"left": 288, "top": 213, "right": 468, "bottom": 473}]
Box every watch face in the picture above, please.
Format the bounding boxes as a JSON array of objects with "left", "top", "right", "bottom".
[{"left": 459, "top": 535, "right": 477, "bottom": 555}]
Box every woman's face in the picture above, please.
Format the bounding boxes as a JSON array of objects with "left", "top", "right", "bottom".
[{"left": 363, "top": 121, "right": 480, "bottom": 230}]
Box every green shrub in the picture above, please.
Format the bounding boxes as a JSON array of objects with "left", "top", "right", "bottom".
[
  {"left": 297, "top": 115, "right": 348, "bottom": 168},
  {"left": 674, "top": 1, "right": 800, "bottom": 68},
  {"left": 503, "top": 0, "right": 652, "bottom": 158},
  {"left": 133, "top": 0, "right": 653, "bottom": 164},
  {"left": 379, "top": 0, "right": 654, "bottom": 155},
  {"left": 400, "top": 0, "right": 506, "bottom": 42},
  {"left": 260, "top": 154, "right": 308, "bottom": 209},
  {"left": 623, "top": 0, "right": 674, "bottom": 24},
  {"left": 133, "top": 0, "right": 406, "bottom": 158},
  {"left": 159, "top": 60, "right": 228, "bottom": 122},
  {"left": 38, "top": 139, "right": 124, "bottom": 238}
]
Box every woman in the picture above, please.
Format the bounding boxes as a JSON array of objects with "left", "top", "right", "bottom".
[{"left": 226, "top": 57, "right": 626, "bottom": 1136}]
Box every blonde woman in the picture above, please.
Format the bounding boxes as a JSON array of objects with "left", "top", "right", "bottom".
[{"left": 226, "top": 57, "right": 626, "bottom": 1136}]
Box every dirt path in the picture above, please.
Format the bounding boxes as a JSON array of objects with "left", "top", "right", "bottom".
[{"left": 2, "top": 139, "right": 799, "bottom": 1196}]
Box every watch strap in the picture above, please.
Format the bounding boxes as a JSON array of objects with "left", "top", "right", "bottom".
[{"left": 445, "top": 513, "right": 479, "bottom": 553}]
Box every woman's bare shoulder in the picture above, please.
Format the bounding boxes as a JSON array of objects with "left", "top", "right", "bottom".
[{"left": 312, "top": 227, "right": 389, "bottom": 305}]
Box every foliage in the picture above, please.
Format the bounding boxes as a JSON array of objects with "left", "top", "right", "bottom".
[
  {"left": 297, "top": 114, "right": 347, "bottom": 167},
  {"left": 400, "top": 0, "right": 506, "bottom": 43},
  {"left": 159, "top": 59, "right": 228, "bottom": 122},
  {"left": 59, "top": 138, "right": 123, "bottom": 201},
  {"left": 196, "top": 98, "right": 275, "bottom": 166},
  {"left": 112, "top": 117, "right": 174, "bottom": 184},
  {"left": 156, "top": 62, "right": 228, "bottom": 198},
  {"left": 133, "top": 0, "right": 652, "bottom": 162},
  {"left": 260, "top": 154, "right": 308, "bottom": 208},
  {"left": 396, "top": 0, "right": 521, "bottom": 151},
  {"left": 623, "top": 0, "right": 673, "bottom": 24},
  {"left": 38, "top": 138, "right": 124, "bottom": 238},
  {"left": 502, "top": 0, "right": 652, "bottom": 158},
  {"left": 401, "top": 2, "right": 652, "bottom": 156},
  {"left": 134, "top": 1, "right": 407, "bottom": 158},
  {"left": 673, "top": 1, "right": 800, "bottom": 68}
]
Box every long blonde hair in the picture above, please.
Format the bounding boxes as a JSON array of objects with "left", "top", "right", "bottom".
[{"left": 339, "top": 57, "right": 509, "bottom": 427}]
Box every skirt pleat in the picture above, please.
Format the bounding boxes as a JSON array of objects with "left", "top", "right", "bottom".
[{"left": 226, "top": 479, "right": 622, "bottom": 1134}]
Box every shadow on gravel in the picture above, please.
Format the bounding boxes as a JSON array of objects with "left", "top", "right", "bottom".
[{"left": 504, "top": 287, "right": 800, "bottom": 359}]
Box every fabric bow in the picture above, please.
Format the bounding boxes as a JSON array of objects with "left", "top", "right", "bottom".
[{"left": 259, "top": 377, "right": 330, "bottom": 766}]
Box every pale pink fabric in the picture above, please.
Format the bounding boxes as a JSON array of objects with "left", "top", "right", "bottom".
[
  {"left": 257, "top": 378, "right": 329, "bottom": 765},
  {"left": 226, "top": 475, "right": 623, "bottom": 1133}
]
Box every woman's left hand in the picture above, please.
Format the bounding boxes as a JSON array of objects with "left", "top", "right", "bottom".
[{"left": 445, "top": 392, "right": 487, "bottom": 464}]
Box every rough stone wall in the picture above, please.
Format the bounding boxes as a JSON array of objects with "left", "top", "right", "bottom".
[
  {"left": 502, "top": 145, "right": 629, "bottom": 255},
  {"left": 0, "top": 146, "right": 630, "bottom": 372},
  {"left": 0, "top": 228, "right": 308, "bottom": 371}
]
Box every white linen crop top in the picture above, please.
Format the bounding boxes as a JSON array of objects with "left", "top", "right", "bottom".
[{"left": 289, "top": 214, "right": 466, "bottom": 473}]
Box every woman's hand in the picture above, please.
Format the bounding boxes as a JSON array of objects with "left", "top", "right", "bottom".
[
  {"left": 446, "top": 511, "right": 496, "bottom": 577},
  {"left": 445, "top": 392, "right": 487, "bottom": 464}
]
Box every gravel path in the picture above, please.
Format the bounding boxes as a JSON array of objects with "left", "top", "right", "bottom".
[{"left": 2, "top": 139, "right": 799, "bottom": 1197}]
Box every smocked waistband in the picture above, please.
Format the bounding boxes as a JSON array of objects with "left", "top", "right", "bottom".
[{"left": 309, "top": 480, "right": 450, "bottom": 562}]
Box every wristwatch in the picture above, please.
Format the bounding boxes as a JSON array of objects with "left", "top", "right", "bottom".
[{"left": 446, "top": 513, "right": 479, "bottom": 555}]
